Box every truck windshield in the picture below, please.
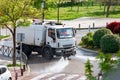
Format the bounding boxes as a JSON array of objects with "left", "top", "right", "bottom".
[{"left": 57, "top": 28, "right": 74, "bottom": 39}]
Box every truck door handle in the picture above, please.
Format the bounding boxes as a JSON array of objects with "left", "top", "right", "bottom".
[{"left": 38, "top": 38, "right": 39, "bottom": 40}]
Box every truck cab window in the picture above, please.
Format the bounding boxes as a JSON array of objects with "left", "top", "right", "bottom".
[
  {"left": 57, "top": 28, "right": 73, "bottom": 39},
  {"left": 48, "top": 28, "right": 56, "bottom": 41}
]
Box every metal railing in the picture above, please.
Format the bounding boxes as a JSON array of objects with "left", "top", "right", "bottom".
[
  {"left": 0, "top": 45, "right": 14, "bottom": 57},
  {"left": 0, "top": 45, "right": 28, "bottom": 65}
]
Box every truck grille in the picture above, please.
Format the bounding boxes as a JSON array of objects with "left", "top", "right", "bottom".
[{"left": 63, "top": 44, "right": 72, "bottom": 48}]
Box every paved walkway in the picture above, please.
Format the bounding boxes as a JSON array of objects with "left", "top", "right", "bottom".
[
  {"left": 10, "top": 67, "right": 38, "bottom": 80},
  {"left": 0, "top": 54, "right": 36, "bottom": 80},
  {"left": 45, "top": 17, "right": 120, "bottom": 28},
  {"left": 62, "top": 17, "right": 120, "bottom": 28}
]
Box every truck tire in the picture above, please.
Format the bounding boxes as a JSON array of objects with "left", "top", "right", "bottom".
[
  {"left": 42, "top": 47, "right": 53, "bottom": 60},
  {"left": 22, "top": 44, "right": 32, "bottom": 58}
]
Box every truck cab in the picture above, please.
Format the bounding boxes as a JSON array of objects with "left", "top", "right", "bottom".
[{"left": 45, "top": 24, "right": 76, "bottom": 57}]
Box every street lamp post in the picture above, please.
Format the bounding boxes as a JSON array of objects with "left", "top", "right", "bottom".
[
  {"left": 41, "top": 1, "right": 45, "bottom": 23},
  {"left": 18, "top": 33, "right": 24, "bottom": 76},
  {"left": 20, "top": 41, "right": 23, "bottom": 76}
]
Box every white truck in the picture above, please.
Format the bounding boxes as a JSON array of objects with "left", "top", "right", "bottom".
[{"left": 16, "top": 22, "right": 76, "bottom": 59}]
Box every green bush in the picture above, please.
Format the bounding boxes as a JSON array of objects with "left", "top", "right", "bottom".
[
  {"left": 7, "top": 63, "right": 21, "bottom": 67},
  {"left": 93, "top": 28, "right": 112, "bottom": 47},
  {"left": 100, "top": 34, "right": 120, "bottom": 53},
  {"left": 81, "top": 32, "right": 94, "bottom": 47}
]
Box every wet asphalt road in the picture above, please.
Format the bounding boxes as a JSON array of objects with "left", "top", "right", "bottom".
[{"left": 28, "top": 49, "right": 98, "bottom": 74}]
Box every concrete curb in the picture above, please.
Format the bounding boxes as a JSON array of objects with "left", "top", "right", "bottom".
[
  {"left": 77, "top": 46, "right": 98, "bottom": 54},
  {"left": 26, "top": 65, "right": 31, "bottom": 75},
  {"left": 76, "top": 27, "right": 104, "bottom": 30}
]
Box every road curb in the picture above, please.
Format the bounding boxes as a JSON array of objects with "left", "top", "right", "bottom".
[
  {"left": 26, "top": 65, "right": 31, "bottom": 75},
  {"left": 77, "top": 46, "right": 98, "bottom": 54},
  {"left": 76, "top": 27, "right": 104, "bottom": 30}
]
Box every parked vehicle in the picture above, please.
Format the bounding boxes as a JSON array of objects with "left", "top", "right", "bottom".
[
  {"left": 16, "top": 22, "right": 76, "bottom": 59},
  {"left": 0, "top": 65, "right": 12, "bottom": 80}
]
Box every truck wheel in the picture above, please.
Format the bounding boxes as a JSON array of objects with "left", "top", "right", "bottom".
[
  {"left": 22, "top": 45, "right": 32, "bottom": 58},
  {"left": 23, "top": 49, "right": 31, "bottom": 58},
  {"left": 42, "top": 47, "right": 53, "bottom": 60}
]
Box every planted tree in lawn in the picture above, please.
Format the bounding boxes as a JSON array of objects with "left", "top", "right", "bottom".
[
  {"left": 0, "top": 0, "right": 38, "bottom": 66},
  {"left": 97, "top": 0, "right": 113, "bottom": 17}
]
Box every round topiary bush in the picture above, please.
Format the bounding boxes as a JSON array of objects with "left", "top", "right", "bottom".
[
  {"left": 81, "top": 32, "right": 94, "bottom": 47},
  {"left": 100, "top": 34, "right": 120, "bottom": 53},
  {"left": 93, "top": 28, "right": 112, "bottom": 47}
]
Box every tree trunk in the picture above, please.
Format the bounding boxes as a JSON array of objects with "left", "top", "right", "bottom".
[
  {"left": 99, "top": 2, "right": 102, "bottom": 9},
  {"left": 104, "top": 2, "right": 106, "bottom": 14},
  {"left": 71, "top": 0, "right": 73, "bottom": 10},
  {"left": 77, "top": 1, "right": 80, "bottom": 12},
  {"left": 12, "top": 28, "right": 16, "bottom": 66},
  {"left": 106, "top": 1, "right": 111, "bottom": 18}
]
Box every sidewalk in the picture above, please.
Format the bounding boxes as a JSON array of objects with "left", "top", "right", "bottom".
[
  {"left": 0, "top": 54, "right": 37, "bottom": 80},
  {"left": 9, "top": 67, "right": 38, "bottom": 80},
  {"left": 45, "top": 17, "right": 120, "bottom": 28}
]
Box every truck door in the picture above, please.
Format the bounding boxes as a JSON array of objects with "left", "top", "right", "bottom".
[{"left": 46, "top": 28, "right": 56, "bottom": 47}]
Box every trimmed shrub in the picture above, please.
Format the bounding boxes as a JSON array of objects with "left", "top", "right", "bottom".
[
  {"left": 106, "top": 22, "right": 120, "bottom": 34},
  {"left": 93, "top": 28, "right": 112, "bottom": 47},
  {"left": 86, "top": 32, "right": 93, "bottom": 37},
  {"left": 100, "top": 34, "right": 120, "bottom": 53},
  {"left": 81, "top": 32, "right": 94, "bottom": 47}
]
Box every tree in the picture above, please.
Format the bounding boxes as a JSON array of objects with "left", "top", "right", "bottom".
[
  {"left": 105, "top": 0, "right": 112, "bottom": 17},
  {"left": 96, "top": 52, "right": 114, "bottom": 76},
  {"left": 96, "top": 0, "right": 115, "bottom": 17},
  {"left": 0, "top": 0, "right": 37, "bottom": 66},
  {"left": 34, "top": 0, "right": 64, "bottom": 8},
  {"left": 85, "top": 59, "right": 96, "bottom": 80}
]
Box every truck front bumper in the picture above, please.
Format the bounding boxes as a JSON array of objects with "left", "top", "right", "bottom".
[{"left": 55, "top": 47, "right": 76, "bottom": 56}]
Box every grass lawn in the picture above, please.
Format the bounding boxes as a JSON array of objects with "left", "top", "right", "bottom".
[
  {"left": 45, "top": 6, "right": 120, "bottom": 20},
  {"left": 0, "top": 35, "right": 10, "bottom": 40}
]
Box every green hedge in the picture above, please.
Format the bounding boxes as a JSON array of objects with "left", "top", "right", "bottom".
[
  {"left": 93, "top": 28, "right": 112, "bottom": 47},
  {"left": 100, "top": 34, "right": 120, "bottom": 53}
]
